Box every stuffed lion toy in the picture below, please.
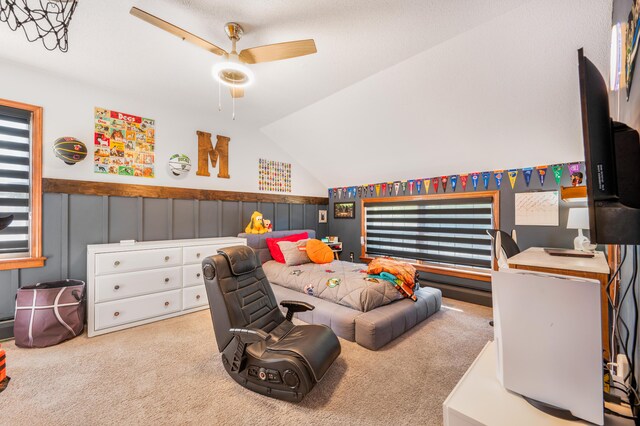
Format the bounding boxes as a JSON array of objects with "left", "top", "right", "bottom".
[{"left": 245, "top": 211, "right": 270, "bottom": 234}]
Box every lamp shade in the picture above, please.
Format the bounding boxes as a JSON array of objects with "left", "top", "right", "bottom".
[{"left": 567, "top": 207, "right": 590, "bottom": 230}]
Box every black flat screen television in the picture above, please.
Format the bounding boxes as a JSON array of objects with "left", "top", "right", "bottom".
[{"left": 578, "top": 48, "right": 640, "bottom": 244}]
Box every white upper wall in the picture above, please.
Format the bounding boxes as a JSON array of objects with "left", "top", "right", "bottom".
[
  {"left": 262, "top": 0, "right": 612, "bottom": 188},
  {"left": 0, "top": 60, "right": 327, "bottom": 196}
]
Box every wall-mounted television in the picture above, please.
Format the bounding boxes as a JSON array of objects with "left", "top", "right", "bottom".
[{"left": 578, "top": 48, "right": 640, "bottom": 244}]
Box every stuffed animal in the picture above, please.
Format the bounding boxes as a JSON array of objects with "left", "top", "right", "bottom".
[
  {"left": 245, "top": 211, "right": 269, "bottom": 234},
  {"left": 263, "top": 218, "right": 273, "bottom": 232}
]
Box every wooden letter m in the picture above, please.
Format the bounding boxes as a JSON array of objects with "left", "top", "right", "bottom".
[{"left": 196, "top": 131, "right": 230, "bottom": 178}]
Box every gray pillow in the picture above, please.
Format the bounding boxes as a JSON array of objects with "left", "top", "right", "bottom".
[{"left": 277, "top": 239, "right": 311, "bottom": 266}]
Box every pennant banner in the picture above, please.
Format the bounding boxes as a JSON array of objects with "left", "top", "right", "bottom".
[
  {"left": 441, "top": 175, "right": 448, "bottom": 192},
  {"left": 416, "top": 179, "right": 422, "bottom": 194},
  {"left": 369, "top": 185, "right": 374, "bottom": 197},
  {"left": 494, "top": 170, "right": 504, "bottom": 190},
  {"left": 328, "top": 188, "right": 332, "bottom": 199},
  {"left": 450, "top": 175, "right": 458, "bottom": 192},
  {"left": 394, "top": 181, "right": 400, "bottom": 195},
  {"left": 568, "top": 162, "right": 581, "bottom": 175},
  {"left": 507, "top": 169, "right": 518, "bottom": 189},
  {"left": 357, "top": 186, "right": 362, "bottom": 198},
  {"left": 387, "top": 182, "right": 393, "bottom": 196},
  {"left": 482, "top": 172, "right": 491, "bottom": 190},
  {"left": 460, "top": 174, "right": 468, "bottom": 191},
  {"left": 375, "top": 184, "right": 380, "bottom": 196},
  {"left": 471, "top": 173, "right": 479, "bottom": 191},
  {"left": 381, "top": 183, "right": 387, "bottom": 196},
  {"left": 433, "top": 177, "right": 439, "bottom": 193},
  {"left": 408, "top": 180, "right": 414, "bottom": 195},
  {"left": 401, "top": 180, "right": 407, "bottom": 194},
  {"left": 424, "top": 178, "right": 431, "bottom": 194},
  {"left": 333, "top": 188, "right": 337, "bottom": 198},
  {"left": 538, "top": 165, "right": 548, "bottom": 187},
  {"left": 551, "top": 164, "right": 563, "bottom": 185},
  {"left": 522, "top": 168, "right": 533, "bottom": 187}
]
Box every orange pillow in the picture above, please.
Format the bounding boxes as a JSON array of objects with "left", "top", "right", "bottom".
[{"left": 306, "top": 239, "right": 334, "bottom": 264}]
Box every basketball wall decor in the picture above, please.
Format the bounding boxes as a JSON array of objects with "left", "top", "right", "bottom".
[
  {"left": 169, "top": 154, "right": 192, "bottom": 176},
  {"left": 53, "top": 137, "right": 87, "bottom": 165}
]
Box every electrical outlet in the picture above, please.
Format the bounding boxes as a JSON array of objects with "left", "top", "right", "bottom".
[
  {"left": 616, "top": 354, "right": 631, "bottom": 388},
  {"left": 349, "top": 252, "right": 354, "bottom": 262}
]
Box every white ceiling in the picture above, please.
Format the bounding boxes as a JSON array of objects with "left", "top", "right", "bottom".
[
  {"left": 0, "top": 0, "right": 524, "bottom": 128},
  {"left": 262, "top": 0, "right": 612, "bottom": 188}
]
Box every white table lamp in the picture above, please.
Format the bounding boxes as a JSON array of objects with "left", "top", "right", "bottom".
[{"left": 567, "top": 207, "right": 595, "bottom": 251}]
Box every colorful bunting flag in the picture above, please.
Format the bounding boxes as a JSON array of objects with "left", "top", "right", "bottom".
[
  {"left": 357, "top": 186, "right": 362, "bottom": 198},
  {"left": 538, "top": 165, "right": 549, "bottom": 186},
  {"left": 471, "top": 173, "right": 479, "bottom": 191},
  {"left": 460, "top": 174, "right": 468, "bottom": 191},
  {"left": 375, "top": 184, "right": 380, "bottom": 196},
  {"left": 450, "top": 175, "right": 458, "bottom": 192},
  {"left": 408, "top": 180, "right": 414, "bottom": 194},
  {"left": 522, "top": 168, "right": 533, "bottom": 187},
  {"left": 416, "top": 179, "right": 422, "bottom": 194},
  {"left": 387, "top": 182, "right": 393, "bottom": 196},
  {"left": 433, "top": 177, "right": 439, "bottom": 193},
  {"left": 424, "top": 178, "right": 431, "bottom": 194},
  {"left": 494, "top": 170, "right": 504, "bottom": 189},
  {"left": 568, "top": 162, "right": 581, "bottom": 177},
  {"left": 328, "top": 188, "right": 332, "bottom": 199},
  {"left": 333, "top": 188, "right": 337, "bottom": 198},
  {"left": 507, "top": 169, "right": 518, "bottom": 189},
  {"left": 550, "top": 164, "right": 562, "bottom": 185},
  {"left": 337, "top": 188, "right": 342, "bottom": 198},
  {"left": 381, "top": 183, "right": 387, "bottom": 195},
  {"left": 482, "top": 172, "right": 491, "bottom": 190},
  {"left": 401, "top": 181, "right": 407, "bottom": 194},
  {"left": 441, "top": 176, "right": 448, "bottom": 192},
  {"left": 369, "top": 185, "right": 374, "bottom": 197}
]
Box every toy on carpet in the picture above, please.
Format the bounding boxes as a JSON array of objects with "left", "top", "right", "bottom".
[{"left": 244, "top": 211, "right": 272, "bottom": 234}]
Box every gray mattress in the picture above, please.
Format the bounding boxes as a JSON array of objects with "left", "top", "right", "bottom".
[
  {"left": 262, "top": 260, "right": 402, "bottom": 312},
  {"left": 239, "top": 229, "right": 443, "bottom": 350}
]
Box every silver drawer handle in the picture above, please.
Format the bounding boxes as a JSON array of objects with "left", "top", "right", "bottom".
[
  {"left": 114, "top": 285, "right": 120, "bottom": 290},
  {"left": 196, "top": 253, "right": 201, "bottom": 258},
  {"left": 114, "top": 260, "right": 120, "bottom": 267},
  {"left": 114, "top": 311, "right": 120, "bottom": 317},
  {"left": 164, "top": 278, "right": 170, "bottom": 283},
  {"left": 164, "top": 256, "right": 170, "bottom": 262},
  {"left": 196, "top": 273, "right": 201, "bottom": 278},
  {"left": 196, "top": 295, "right": 201, "bottom": 300},
  {"left": 164, "top": 301, "right": 170, "bottom": 307}
]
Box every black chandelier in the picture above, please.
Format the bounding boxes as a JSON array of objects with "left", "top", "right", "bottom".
[{"left": 0, "top": 0, "right": 78, "bottom": 52}]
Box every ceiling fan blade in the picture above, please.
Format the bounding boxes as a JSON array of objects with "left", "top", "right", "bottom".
[
  {"left": 239, "top": 39, "right": 316, "bottom": 64},
  {"left": 230, "top": 87, "right": 244, "bottom": 98},
  {"left": 130, "top": 7, "right": 227, "bottom": 57}
]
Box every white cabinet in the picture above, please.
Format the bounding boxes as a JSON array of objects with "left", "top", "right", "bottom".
[{"left": 87, "top": 237, "right": 245, "bottom": 337}]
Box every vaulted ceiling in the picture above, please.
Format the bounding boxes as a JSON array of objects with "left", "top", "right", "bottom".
[{"left": 0, "top": 0, "right": 611, "bottom": 190}]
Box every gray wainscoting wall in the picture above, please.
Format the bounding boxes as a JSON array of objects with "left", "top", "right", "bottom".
[
  {"left": 0, "top": 193, "right": 327, "bottom": 334},
  {"left": 328, "top": 164, "right": 589, "bottom": 305}
]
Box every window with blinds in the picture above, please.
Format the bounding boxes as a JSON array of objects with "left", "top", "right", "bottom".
[
  {"left": 0, "top": 106, "right": 32, "bottom": 259},
  {"left": 364, "top": 196, "right": 496, "bottom": 270}
]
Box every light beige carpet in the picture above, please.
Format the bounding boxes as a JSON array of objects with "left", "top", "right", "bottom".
[{"left": 1, "top": 298, "right": 492, "bottom": 426}]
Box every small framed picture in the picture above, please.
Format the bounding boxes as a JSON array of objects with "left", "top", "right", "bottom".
[
  {"left": 334, "top": 202, "right": 355, "bottom": 219},
  {"left": 318, "top": 209, "right": 328, "bottom": 223}
]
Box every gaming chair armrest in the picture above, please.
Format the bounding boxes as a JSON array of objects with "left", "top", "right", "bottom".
[
  {"left": 230, "top": 328, "right": 270, "bottom": 344},
  {"left": 280, "top": 300, "right": 315, "bottom": 321}
]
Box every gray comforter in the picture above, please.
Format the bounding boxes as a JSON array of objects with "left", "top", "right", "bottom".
[{"left": 262, "top": 260, "right": 402, "bottom": 312}]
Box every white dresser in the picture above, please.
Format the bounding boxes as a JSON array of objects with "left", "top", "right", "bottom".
[{"left": 86, "top": 237, "right": 245, "bottom": 337}]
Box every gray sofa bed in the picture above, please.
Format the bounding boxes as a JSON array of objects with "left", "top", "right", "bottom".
[{"left": 238, "top": 229, "right": 442, "bottom": 350}]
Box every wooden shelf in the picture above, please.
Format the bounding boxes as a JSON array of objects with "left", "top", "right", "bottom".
[{"left": 560, "top": 185, "right": 587, "bottom": 201}]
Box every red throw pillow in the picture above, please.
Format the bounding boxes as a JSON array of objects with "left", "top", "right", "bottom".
[{"left": 266, "top": 232, "right": 308, "bottom": 263}]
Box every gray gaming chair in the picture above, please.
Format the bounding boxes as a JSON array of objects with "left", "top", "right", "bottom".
[{"left": 201, "top": 245, "right": 341, "bottom": 402}]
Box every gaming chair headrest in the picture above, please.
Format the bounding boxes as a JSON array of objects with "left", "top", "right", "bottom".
[{"left": 218, "top": 245, "right": 259, "bottom": 276}]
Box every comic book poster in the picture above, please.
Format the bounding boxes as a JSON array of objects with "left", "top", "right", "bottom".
[
  {"left": 258, "top": 159, "right": 291, "bottom": 192},
  {"left": 94, "top": 107, "right": 155, "bottom": 178}
]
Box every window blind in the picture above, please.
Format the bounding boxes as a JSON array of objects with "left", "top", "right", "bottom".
[
  {"left": 364, "top": 197, "right": 494, "bottom": 269},
  {"left": 0, "top": 106, "right": 31, "bottom": 256}
]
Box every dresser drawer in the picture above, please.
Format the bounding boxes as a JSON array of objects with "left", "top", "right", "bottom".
[
  {"left": 182, "top": 263, "right": 204, "bottom": 287},
  {"left": 95, "top": 290, "right": 182, "bottom": 331},
  {"left": 183, "top": 244, "right": 229, "bottom": 264},
  {"left": 95, "top": 247, "right": 182, "bottom": 275},
  {"left": 95, "top": 267, "right": 182, "bottom": 303},
  {"left": 183, "top": 285, "right": 208, "bottom": 310}
]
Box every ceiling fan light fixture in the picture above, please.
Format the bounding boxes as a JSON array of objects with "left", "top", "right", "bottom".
[{"left": 212, "top": 56, "right": 254, "bottom": 88}]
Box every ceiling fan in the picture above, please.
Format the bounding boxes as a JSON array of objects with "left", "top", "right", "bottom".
[{"left": 130, "top": 7, "right": 317, "bottom": 103}]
